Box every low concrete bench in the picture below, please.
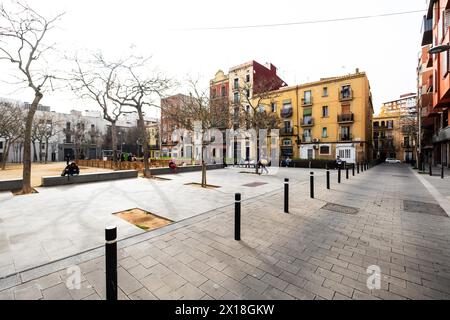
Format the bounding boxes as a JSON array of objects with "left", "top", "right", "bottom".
[
  {"left": 146, "top": 164, "right": 224, "bottom": 176},
  {"left": 41, "top": 170, "right": 138, "bottom": 187},
  {"left": 0, "top": 179, "right": 23, "bottom": 192}
]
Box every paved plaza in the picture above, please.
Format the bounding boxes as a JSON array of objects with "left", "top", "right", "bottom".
[{"left": 1, "top": 164, "right": 450, "bottom": 300}]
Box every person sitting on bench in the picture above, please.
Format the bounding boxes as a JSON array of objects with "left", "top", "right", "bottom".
[{"left": 61, "top": 162, "right": 80, "bottom": 176}]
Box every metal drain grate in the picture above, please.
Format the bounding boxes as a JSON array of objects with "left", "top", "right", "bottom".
[
  {"left": 242, "top": 182, "right": 268, "bottom": 187},
  {"left": 322, "top": 203, "right": 359, "bottom": 215},
  {"left": 403, "top": 200, "right": 447, "bottom": 217}
]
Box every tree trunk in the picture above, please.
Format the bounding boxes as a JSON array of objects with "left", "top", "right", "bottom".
[
  {"left": 137, "top": 108, "right": 150, "bottom": 177},
  {"left": 44, "top": 138, "right": 49, "bottom": 164},
  {"left": 1, "top": 140, "right": 10, "bottom": 170},
  {"left": 111, "top": 120, "right": 118, "bottom": 165},
  {"left": 22, "top": 92, "right": 43, "bottom": 194},
  {"left": 32, "top": 140, "right": 38, "bottom": 162},
  {"left": 255, "top": 132, "right": 260, "bottom": 174}
]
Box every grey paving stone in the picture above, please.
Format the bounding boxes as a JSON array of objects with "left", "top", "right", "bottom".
[
  {"left": 129, "top": 287, "right": 158, "bottom": 300},
  {"left": 42, "top": 283, "right": 72, "bottom": 300},
  {"left": 263, "top": 287, "right": 295, "bottom": 300},
  {"left": 68, "top": 281, "right": 96, "bottom": 300},
  {"left": 284, "top": 284, "right": 315, "bottom": 300},
  {"left": 161, "top": 271, "right": 187, "bottom": 290},
  {"left": 13, "top": 283, "right": 42, "bottom": 300},
  {"left": 261, "top": 273, "right": 289, "bottom": 291},
  {"left": 173, "top": 282, "right": 206, "bottom": 300},
  {"left": 32, "top": 273, "right": 62, "bottom": 291},
  {"left": 199, "top": 280, "right": 228, "bottom": 299}
]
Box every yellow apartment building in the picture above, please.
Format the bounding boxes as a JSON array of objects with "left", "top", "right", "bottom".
[{"left": 256, "top": 70, "right": 374, "bottom": 164}]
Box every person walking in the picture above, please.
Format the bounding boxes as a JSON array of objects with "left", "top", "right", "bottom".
[{"left": 259, "top": 158, "right": 269, "bottom": 175}]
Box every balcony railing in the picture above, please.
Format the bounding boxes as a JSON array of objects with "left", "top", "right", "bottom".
[
  {"left": 339, "top": 89, "right": 353, "bottom": 101},
  {"left": 280, "top": 108, "right": 293, "bottom": 118},
  {"left": 301, "top": 98, "right": 313, "bottom": 107},
  {"left": 302, "top": 135, "right": 312, "bottom": 143},
  {"left": 280, "top": 127, "right": 294, "bottom": 136},
  {"left": 337, "top": 113, "right": 354, "bottom": 123},
  {"left": 300, "top": 118, "right": 314, "bottom": 127},
  {"left": 339, "top": 134, "right": 352, "bottom": 142},
  {"left": 401, "top": 143, "right": 413, "bottom": 149}
]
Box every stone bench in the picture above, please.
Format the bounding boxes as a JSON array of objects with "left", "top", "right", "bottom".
[
  {"left": 0, "top": 179, "right": 23, "bottom": 192},
  {"left": 146, "top": 164, "right": 224, "bottom": 176},
  {"left": 41, "top": 170, "right": 139, "bottom": 187}
]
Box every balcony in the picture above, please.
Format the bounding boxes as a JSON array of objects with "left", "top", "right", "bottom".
[
  {"left": 421, "top": 16, "right": 433, "bottom": 46},
  {"left": 300, "top": 117, "right": 314, "bottom": 127},
  {"left": 339, "top": 89, "right": 353, "bottom": 101},
  {"left": 401, "top": 143, "right": 413, "bottom": 149},
  {"left": 301, "top": 98, "right": 313, "bottom": 107},
  {"left": 302, "top": 135, "right": 312, "bottom": 143},
  {"left": 432, "top": 126, "right": 450, "bottom": 143},
  {"left": 339, "top": 134, "right": 353, "bottom": 142},
  {"left": 280, "top": 127, "right": 294, "bottom": 136},
  {"left": 337, "top": 113, "right": 354, "bottom": 123},
  {"left": 280, "top": 108, "right": 293, "bottom": 118}
]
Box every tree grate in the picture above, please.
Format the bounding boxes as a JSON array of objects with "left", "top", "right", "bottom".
[
  {"left": 322, "top": 203, "right": 359, "bottom": 215},
  {"left": 403, "top": 200, "right": 447, "bottom": 217}
]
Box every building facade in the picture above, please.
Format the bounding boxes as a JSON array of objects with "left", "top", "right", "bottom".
[
  {"left": 419, "top": 0, "right": 450, "bottom": 168},
  {"left": 373, "top": 94, "right": 417, "bottom": 163},
  {"left": 258, "top": 70, "right": 373, "bottom": 164}
]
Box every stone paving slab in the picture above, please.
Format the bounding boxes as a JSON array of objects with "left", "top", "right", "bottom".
[{"left": 1, "top": 164, "right": 450, "bottom": 300}]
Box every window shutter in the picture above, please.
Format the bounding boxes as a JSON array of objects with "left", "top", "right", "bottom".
[{"left": 303, "top": 108, "right": 312, "bottom": 116}]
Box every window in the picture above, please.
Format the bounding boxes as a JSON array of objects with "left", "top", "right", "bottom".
[
  {"left": 341, "top": 85, "right": 351, "bottom": 98},
  {"left": 387, "top": 120, "right": 394, "bottom": 129},
  {"left": 246, "top": 74, "right": 250, "bottom": 83},
  {"left": 373, "top": 121, "right": 379, "bottom": 128},
  {"left": 338, "top": 149, "right": 351, "bottom": 159},
  {"left": 322, "top": 127, "right": 328, "bottom": 138},
  {"left": 323, "top": 87, "right": 328, "bottom": 97},
  {"left": 246, "top": 89, "right": 250, "bottom": 98},
  {"left": 0, "top": 141, "right": 3, "bottom": 149},
  {"left": 322, "top": 106, "right": 329, "bottom": 117},
  {"left": 212, "top": 88, "right": 217, "bottom": 98},
  {"left": 91, "top": 124, "right": 95, "bottom": 130},
  {"left": 284, "top": 121, "right": 291, "bottom": 129},
  {"left": 66, "top": 134, "right": 72, "bottom": 143},
  {"left": 221, "top": 85, "right": 226, "bottom": 97},
  {"left": 271, "top": 102, "right": 277, "bottom": 113},
  {"left": 304, "top": 91, "right": 312, "bottom": 104},
  {"left": 282, "top": 99, "right": 292, "bottom": 110},
  {"left": 41, "top": 143, "right": 45, "bottom": 150},
  {"left": 234, "top": 78, "right": 239, "bottom": 90},
  {"left": 66, "top": 122, "right": 71, "bottom": 130},
  {"left": 340, "top": 126, "right": 351, "bottom": 140},
  {"left": 257, "top": 105, "right": 265, "bottom": 113},
  {"left": 245, "top": 105, "right": 250, "bottom": 113},
  {"left": 233, "top": 92, "right": 239, "bottom": 103},
  {"left": 282, "top": 139, "right": 292, "bottom": 146},
  {"left": 319, "top": 145, "right": 330, "bottom": 155}
]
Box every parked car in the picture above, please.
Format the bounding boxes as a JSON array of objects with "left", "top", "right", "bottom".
[{"left": 385, "top": 158, "right": 401, "bottom": 164}]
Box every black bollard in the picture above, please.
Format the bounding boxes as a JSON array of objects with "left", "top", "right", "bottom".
[
  {"left": 105, "top": 226, "right": 118, "bottom": 301},
  {"left": 326, "top": 169, "right": 330, "bottom": 190},
  {"left": 357, "top": 162, "right": 360, "bottom": 174},
  {"left": 235, "top": 193, "right": 241, "bottom": 240},
  {"left": 429, "top": 164, "right": 432, "bottom": 176},
  {"left": 310, "top": 172, "right": 314, "bottom": 199},
  {"left": 284, "top": 179, "right": 289, "bottom": 213},
  {"left": 338, "top": 166, "right": 341, "bottom": 183},
  {"left": 442, "top": 165, "right": 444, "bottom": 179},
  {"left": 352, "top": 164, "right": 355, "bottom": 176},
  {"left": 346, "top": 166, "right": 349, "bottom": 179}
]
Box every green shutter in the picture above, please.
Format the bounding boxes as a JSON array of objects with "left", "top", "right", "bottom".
[{"left": 303, "top": 108, "right": 312, "bottom": 116}]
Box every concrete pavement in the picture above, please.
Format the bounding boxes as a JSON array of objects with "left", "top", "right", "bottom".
[{"left": 1, "top": 164, "right": 450, "bottom": 300}]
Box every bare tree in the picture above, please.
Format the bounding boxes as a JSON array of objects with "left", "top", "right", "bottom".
[
  {"left": 235, "top": 77, "right": 282, "bottom": 173},
  {"left": 106, "top": 56, "right": 172, "bottom": 177},
  {"left": 0, "top": 1, "right": 63, "bottom": 193},
  {"left": 31, "top": 113, "right": 61, "bottom": 163},
  {"left": 162, "top": 80, "right": 224, "bottom": 187},
  {"left": 0, "top": 101, "right": 24, "bottom": 169},
  {"left": 70, "top": 53, "right": 132, "bottom": 165}
]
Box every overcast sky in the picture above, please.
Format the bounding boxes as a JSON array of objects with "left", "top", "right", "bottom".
[{"left": 0, "top": 0, "right": 427, "bottom": 116}]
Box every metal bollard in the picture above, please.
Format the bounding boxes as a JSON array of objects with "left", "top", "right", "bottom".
[
  {"left": 442, "top": 165, "right": 444, "bottom": 179},
  {"left": 352, "top": 164, "right": 355, "bottom": 176},
  {"left": 235, "top": 193, "right": 241, "bottom": 241},
  {"left": 310, "top": 172, "right": 314, "bottom": 199},
  {"left": 346, "top": 166, "right": 349, "bottom": 179},
  {"left": 338, "top": 167, "right": 341, "bottom": 183},
  {"left": 284, "top": 178, "right": 289, "bottom": 213},
  {"left": 429, "top": 164, "right": 432, "bottom": 176},
  {"left": 357, "top": 162, "right": 360, "bottom": 174},
  {"left": 105, "top": 226, "right": 118, "bottom": 301},
  {"left": 326, "top": 169, "right": 330, "bottom": 190}
]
